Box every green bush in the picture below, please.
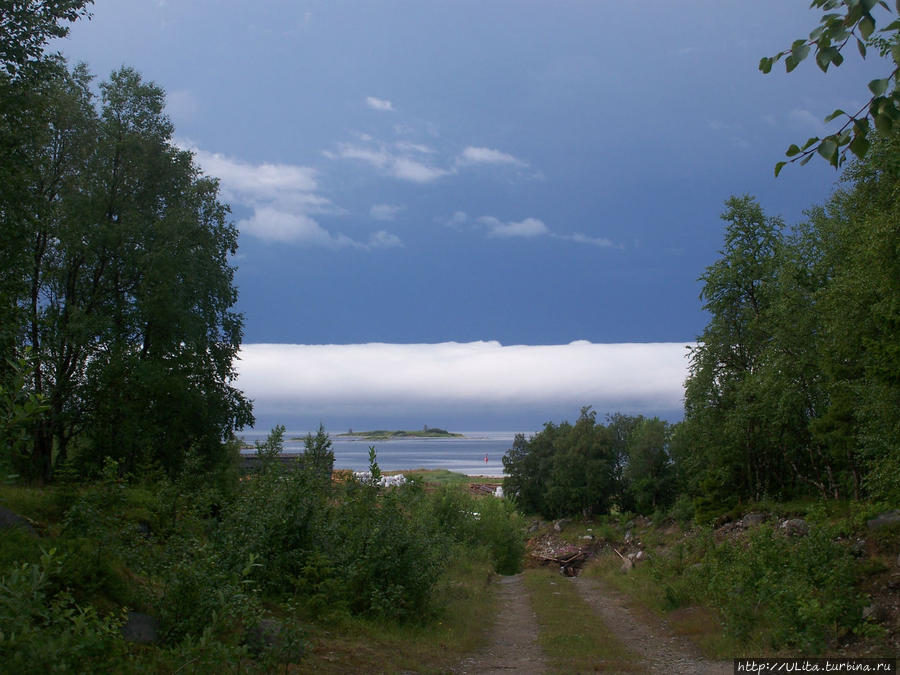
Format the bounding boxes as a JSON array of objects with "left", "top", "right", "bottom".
[{"left": 0, "top": 548, "right": 126, "bottom": 673}]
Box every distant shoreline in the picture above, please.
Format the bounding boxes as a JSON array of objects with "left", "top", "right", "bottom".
[{"left": 330, "top": 428, "right": 465, "bottom": 441}]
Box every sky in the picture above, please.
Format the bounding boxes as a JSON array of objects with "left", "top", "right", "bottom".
[{"left": 52, "top": 1, "right": 891, "bottom": 431}]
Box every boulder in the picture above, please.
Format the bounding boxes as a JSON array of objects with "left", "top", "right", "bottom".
[
  {"left": 553, "top": 518, "right": 571, "bottom": 532},
  {"left": 620, "top": 558, "right": 634, "bottom": 574},
  {"left": 741, "top": 513, "right": 766, "bottom": 528},
  {"left": 867, "top": 510, "right": 900, "bottom": 531},
  {"left": 781, "top": 518, "right": 810, "bottom": 537},
  {"left": 0, "top": 506, "right": 36, "bottom": 535}
]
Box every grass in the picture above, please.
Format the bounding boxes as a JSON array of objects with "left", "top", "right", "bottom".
[
  {"left": 523, "top": 566, "right": 642, "bottom": 673},
  {"left": 583, "top": 552, "right": 732, "bottom": 658},
  {"left": 404, "top": 468, "right": 501, "bottom": 487},
  {"left": 297, "top": 551, "right": 497, "bottom": 673}
]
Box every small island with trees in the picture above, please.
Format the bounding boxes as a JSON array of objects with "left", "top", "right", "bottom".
[{"left": 336, "top": 425, "right": 464, "bottom": 441}]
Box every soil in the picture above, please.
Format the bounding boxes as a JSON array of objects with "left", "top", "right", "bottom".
[
  {"left": 455, "top": 574, "right": 547, "bottom": 674},
  {"left": 456, "top": 572, "right": 732, "bottom": 674},
  {"left": 570, "top": 576, "right": 732, "bottom": 674}
]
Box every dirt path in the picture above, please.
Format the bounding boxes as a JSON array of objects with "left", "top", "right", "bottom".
[
  {"left": 570, "top": 576, "right": 732, "bottom": 674},
  {"left": 455, "top": 574, "right": 548, "bottom": 674}
]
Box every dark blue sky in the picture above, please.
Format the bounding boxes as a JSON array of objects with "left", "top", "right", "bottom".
[{"left": 54, "top": 1, "right": 892, "bottom": 429}]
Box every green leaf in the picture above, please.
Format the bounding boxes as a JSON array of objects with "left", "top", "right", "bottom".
[
  {"left": 785, "top": 54, "right": 799, "bottom": 72},
  {"left": 817, "top": 138, "right": 838, "bottom": 164},
  {"left": 792, "top": 42, "right": 811, "bottom": 62},
  {"left": 799, "top": 153, "right": 814, "bottom": 166},
  {"left": 824, "top": 108, "right": 846, "bottom": 122},
  {"left": 759, "top": 57, "right": 773, "bottom": 73},
  {"left": 874, "top": 113, "right": 894, "bottom": 133},
  {"left": 774, "top": 161, "right": 787, "bottom": 177},
  {"left": 859, "top": 15, "right": 876, "bottom": 39},
  {"left": 869, "top": 78, "right": 890, "bottom": 96},
  {"left": 853, "top": 117, "right": 870, "bottom": 135},
  {"left": 849, "top": 133, "right": 869, "bottom": 158},
  {"left": 831, "top": 51, "right": 844, "bottom": 67},
  {"left": 816, "top": 49, "right": 832, "bottom": 72},
  {"left": 801, "top": 136, "right": 820, "bottom": 151},
  {"left": 892, "top": 42, "right": 900, "bottom": 65},
  {"left": 786, "top": 144, "right": 802, "bottom": 157},
  {"left": 857, "top": 38, "right": 867, "bottom": 58}
]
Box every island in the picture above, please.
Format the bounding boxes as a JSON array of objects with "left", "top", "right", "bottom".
[{"left": 336, "top": 426, "right": 464, "bottom": 441}]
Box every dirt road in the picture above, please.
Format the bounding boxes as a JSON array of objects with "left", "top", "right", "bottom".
[{"left": 456, "top": 572, "right": 731, "bottom": 674}]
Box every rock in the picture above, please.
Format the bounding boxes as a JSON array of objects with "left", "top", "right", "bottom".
[
  {"left": 620, "top": 558, "right": 634, "bottom": 574},
  {"left": 635, "top": 550, "right": 644, "bottom": 562},
  {"left": 741, "top": 513, "right": 766, "bottom": 528},
  {"left": 624, "top": 531, "right": 633, "bottom": 543},
  {"left": 527, "top": 520, "right": 541, "bottom": 533},
  {"left": 579, "top": 534, "right": 594, "bottom": 541},
  {"left": 867, "top": 510, "right": 900, "bottom": 531},
  {"left": 121, "top": 612, "right": 159, "bottom": 644},
  {"left": 0, "top": 506, "right": 36, "bottom": 536},
  {"left": 553, "top": 518, "right": 571, "bottom": 532},
  {"left": 781, "top": 518, "right": 810, "bottom": 536}
]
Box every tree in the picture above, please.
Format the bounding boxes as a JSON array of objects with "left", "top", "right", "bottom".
[
  {"left": 0, "top": 0, "right": 93, "bottom": 77},
  {"left": 682, "top": 196, "right": 787, "bottom": 503},
  {"left": 2, "top": 62, "right": 253, "bottom": 481},
  {"left": 761, "top": 0, "right": 900, "bottom": 174},
  {"left": 622, "top": 417, "right": 676, "bottom": 515},
  {"left": 303, "top": 424, "right": 335, "bottom": 480},
  {"left": 503, "top": 408, "right": 617, "bottom": 519}
]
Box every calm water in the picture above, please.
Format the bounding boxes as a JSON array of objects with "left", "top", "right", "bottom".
[{"left": 238, "top": 430, "right": 530, "bottom": 477}]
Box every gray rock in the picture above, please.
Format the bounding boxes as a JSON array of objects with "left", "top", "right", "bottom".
[
  {"left": 121, "top": 612, "right": 159, "bottom": 644},
  {"left": 742, "top": 513, "right": 766, "bottom": 528},
  {"left": 620, "top": 558, "right": 634, "bottom": 574},
  {"left": 0, "top": 506, "right": 36, "bottom": 535},
  {"left": 867, "top": 510, "right": 900, "bottom": 531},
  {"left": 553, "top": 518, "right": 571, "bottom": 532},
  {"left": 781, "top": 518, "right": 810, "bottom": 536}
]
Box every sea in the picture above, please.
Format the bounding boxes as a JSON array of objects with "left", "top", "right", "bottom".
[{"left": 237, "top": 430, "right": 531, "bottom": 477}]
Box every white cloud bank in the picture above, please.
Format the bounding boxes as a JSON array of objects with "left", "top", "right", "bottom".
[{"left": 236, "top": 341, "right": 689, "bottom": 422}]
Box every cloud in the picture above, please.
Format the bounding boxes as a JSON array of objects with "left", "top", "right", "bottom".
[
  {"left": 479, "top": 216, "right": 549, "bottom": 238},
  {"left": 472, "top": 214, "right": 615, "bottom": 247},
  {"left": 457, "top": 146, "right": 526, "bottom": 167},
  {"left": 325, "top": 141, "right": 449, "bottom": 183},
  {"left": 558, "top": 232, "right": 615, "bottom": 248},
  {"left": 366, "top": 96, "right": 394, "bottom": 112},
  {"left": 236, "top": 342, "right": 689, "bottom": 422},
  {"left": 370, "top": 204, "right": 405, "bottom": 221},
  {"left": 188, "top": 144, "right": 401, "bottom": 248},
  {"left": 237, "top": 208, "right": 402, "bottom": 249},
  {"left": 192, "top": 148, "right": 319, "bottom": 202}
]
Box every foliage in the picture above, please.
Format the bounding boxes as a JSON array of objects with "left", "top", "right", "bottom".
[
  {"left": 503, "top": 408, "right": 675, "bottom": 518},
  {"left": 302, "top": 423, "right": 335, "bottom": 479},
  {"left": 0, "top": 547, "right": 127, "bottom": 673},
  {"left": 761, "top": 0, "right": 900, "bottom": 173},
  {"left": 0, "top": 60, "right": 252, "bottom": 482},
  {"left": 0, "top": 0, "right": 93, "bottom": 78},
  {"left": 678, "top": 151, "right": 900, "bottom": 508},
  {"left": 0, "top": 353, "right": 48, "bottom": 480}
]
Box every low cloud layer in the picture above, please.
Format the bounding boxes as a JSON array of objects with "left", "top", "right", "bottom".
[{"left": 236, "top": 341, "right": 690, "bottom": 426}]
